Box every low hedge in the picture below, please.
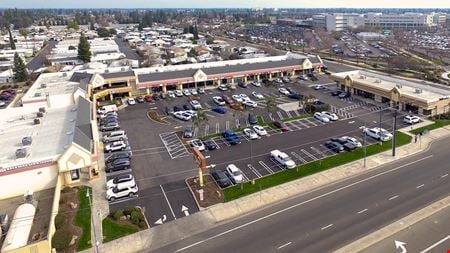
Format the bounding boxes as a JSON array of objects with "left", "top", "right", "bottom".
[
  {"left": 52, "top": 229, "right": 72, "bottom": 252},
  {"left": 410, "top": 120, "right": 450, "bottom": 135},
  {"left": 224, "top": 131, "right": 411, "bottom": 201}
]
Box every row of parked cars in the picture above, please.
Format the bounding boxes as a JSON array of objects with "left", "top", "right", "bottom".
[
  {"left": 97, "top": 106, "right": 137, "bottom": 202},
  {"left": 0, "top": 89, "right": 16, "bottom": 108}
]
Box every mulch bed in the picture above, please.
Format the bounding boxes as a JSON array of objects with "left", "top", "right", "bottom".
[
  {"left": 186, "top": 175, "right": 224, "bottom": 208},
  {"left": 58, "top": 187, "right": 82, "bottom": 253},
  {"left": 147, "top": 110, "right": 170, "bottom": 125}
]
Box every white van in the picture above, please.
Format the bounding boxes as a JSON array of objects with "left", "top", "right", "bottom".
[
  {"left": 97, "top": 104, "right": 118, "bottom": 114},
  {"left": 103, "top": 130, "right": 127, "bottom": 143}
]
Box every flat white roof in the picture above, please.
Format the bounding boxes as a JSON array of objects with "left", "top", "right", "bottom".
[
  {"left": 21, "top": 72, "right": 79, "bottom": 102},
  {"left": 0, "top": 104, "right": 78, "bottom": 168},
  {"left": 333, "top": 70, "right": 450, "bottom": 103}
]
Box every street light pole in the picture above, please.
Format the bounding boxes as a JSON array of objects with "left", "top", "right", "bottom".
[
  {"left": 86, "top": 189, "right": 99, "bottom": 253},
  {"left": 363, "top": 125, "right": 367, "bottom": 168},
  {"left": 392, "top": 109, "right": 397, "bottom": 157}
]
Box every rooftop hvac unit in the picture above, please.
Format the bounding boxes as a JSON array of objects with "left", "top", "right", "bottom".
[
  {"left": 374, "top": 79, "right": 381, "bottom": 83},
  {"left": 33, "top": 118, "right": 40, "bottom": 125},
  {"left": 121, "top": 67, "right": 125, "bottom": 71},
  {"left": 62, "top": 72, "right": 67, "bottom": 77},
  {"left": 36, "top": 112, "right": 44, "bottom": 118},
  {"left": 40, "top": 83, "right": 47, "bottom": 89},
  {"left": 415, "top": 88, "right": 423, "bottom": 94},
  {"left": 105, "top": 69, "right": 109, "bottom": 73},
  {"left": 24, "top": 190, "right": 33, "bottom": 203},
  {"left": 16, "top": 147, "right": 27, "bottom": 159},
  {"left": 396, "top": 83, "right": 402, "bottom": 88},
  {"left": 39, "top": 107, "right": 46, "bottom": 113},
  {"left": 34, "top": 92, "right": 41, "bottom": 97},
  {"left": 22, "top": 136, "right": 32, "bottom": 146}
]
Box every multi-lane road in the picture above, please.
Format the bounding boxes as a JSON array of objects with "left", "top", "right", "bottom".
[{"left": 149, "top": 136, "right": 450, "bottom": 253}]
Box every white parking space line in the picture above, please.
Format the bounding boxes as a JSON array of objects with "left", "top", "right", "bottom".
[
  {"left": 286, "top": 122, "right": 301, "bottom": 130},
  {"left": 235, "top": 118, "right": 240, "bottom": 128},
  {"left": 259, "top": 161, "right": 274, "bottom": 174},
  {"left": 211, "top": 139, "right": 220, "bottom": 149},
  {"left": 277, "top": 111, "right": 284, "bottom": 120},
  {"left": 319, "top": 144, "right": 336, "bottom": 156},
  {"left": 420, "top": 235, "right": 450, "bottom": 253},
  {"left": 242, "top": 172, "right": 250, "bottom": 182},
  {"left": 305, "top": 118, "right": 319, "bottom": 126},
  {"left": 285, "top": 111, "right": 292, "bottom": 118},
  {"left": 204, "top": 125, "right": 209, "bottom": 136},
  {"left": 296, "top": 120, "right": 310, "bottom": 128},
  {"left": 310, "top": 146, "right": 326, "bottom": 158},
  {"left": 160, "top": 185, "right": 176, "bottom": 220},
  {"left": 357, "top": 208, "right": 368, "bottom": 214},
  {"left": 321, "top": 224, "right": 333, "bottom": 230},
  {"left": 277, "top": 242, "right": 292, "bottom": 250},
  {"left": 225, "top": 121, "right": 230, "bottom": 130},
  {"left": 290, "top": 152, "right": 308, "bottom": 164},
  {"left": 301, "top": 149, "right": 318, "bottom": 160},
  {"left": 292, "top": 110, "right": 300, "bottom": 117},
  {"left": 441, "top": 174, "right": 448, "bottom": 178},
  {"left": 215, "top": 123, "right": 220, "bottom": 133},
  {"left": 193, "top": 127, "right": 198, "bottom": 137},
  {"left": 269, "top": 113, "right": 274, "bottom": 121},
  {"left": 416, "top": 184, "right": 425, "bottom": 189},
  {"left": 248, "top": 164, "right": 263, "bottom": 178},
  {"left": 270, "top": 158, "right": 286, "bottom": 171},
  {"left": 108, "top": 195, "right": 139, "bottom": 205},
  {"left": 159, "top": 132, "right": 190, "bottom": 159},
  {"left": 388, "top": 195, "right": 399, "bottom": 201}
]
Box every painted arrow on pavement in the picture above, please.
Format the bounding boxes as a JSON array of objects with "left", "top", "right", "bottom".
[
  {"left": 395, "top": 240, "right": 407, "bottom": 253},
  {"left": 181, "top": 205, "right": 190, "bottom": 216}
]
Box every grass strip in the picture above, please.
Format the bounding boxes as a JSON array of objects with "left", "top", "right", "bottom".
[
  {"left": 410, "top": 120, "right": 450, "bottom": 135},
  {"left": 102, "top": 218, "right": 139, "bottom": 243},
  {"left": 75, "top": 186, "right": 92, "bottom": 251}
]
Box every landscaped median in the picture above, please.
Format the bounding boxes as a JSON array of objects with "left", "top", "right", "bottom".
[
  {"left": 102, "top": 206, "right": 148, "bottom": 243},
  {"left": 410, "top": 119, "right": 450, "bottom": 135},
  {"left": 223, "top": 131, "right": 412, "bottom": 202}
]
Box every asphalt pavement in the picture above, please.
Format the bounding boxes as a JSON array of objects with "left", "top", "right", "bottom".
[{"left": 148, "top": 136, "right": 450, "bottom": 253}]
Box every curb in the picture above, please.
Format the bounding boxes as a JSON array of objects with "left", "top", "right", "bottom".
[
  {"left": 184, "top": 177, "right": 204, "bottom": 211},
  {"left": 334, "top": 195, "right": 450, "bottom": 253}
]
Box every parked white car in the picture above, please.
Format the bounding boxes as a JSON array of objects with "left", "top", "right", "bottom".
[
  {"left": 278, "top": 87, "right": 290, "bottom": 95},
  {"left": 167, "top": 91, "right": 176, "bottom": 98},
  {"left": 212, "top": 96, "right": 226, "bottom": 106},
  {"left": 403, "top": 115, "right": 420, "bottom": 124},
  {"left": 190, "top": 100, "right": 203, "bottom": 110},
  {"left": 270, "top": 150, "right": 296, "bottom": 169},
  {"left": 253, "top": 125, "right": 267, "bottom": 136},
  {"left": 314, "top": 84, "right": 324, "bottom": 90},
  {"left": 182, "top": 89, "right": 191, "bottom": 96},
  {"left": 175, "top": 90, "right": 183, "bottom": 97},
  {"left": 314, "top": 112, "right": 330, "bottom": 123},
  {"left": 232, "top": 94, "right": 243, "bottom": 103},
  {"left": 106, "top": 184, "right": 138, "bottom": 201},
  {"left": 243, "top": 100, "right": 257, "bottom": 108},
  {"left": 106, "top": 174, "right": 135, "bottom": 189},
  {"left": 173, "top": 111, "right": 192, "bottom": 121},
  {"left": 127, "top": 98, "right": 136, "bottom": 105},
  {"left": 243, "top": 128, "right": 258, "bottom": 139},
  {"left": 190, "top": 88, "right": 198, "bottom": 95},
  {"left": 363, "top": 127, "right": 392, "bottom": 141},
  {"left": 218, "top": 84, "right": 228, "bottom": 91},
  {"left": 190, "top": 139, "right": 205, "bottom": 151},
  {"left": 321, "top": 111, "right": 339, "bottom": 121},
  {"left": 239, "top": 94, "right": 250, "bottom": 101},
  {"left": 105, "top": 141, "right": 127, "bottom": 153},
  {"left": 252, "top": 91, "right": 264, "bottom": 99},
  {"left": 341, "top": 136, "right": 362, "bottom": 147},
  {"left": 252, "top": 81, "right": 261, "bottom": 87},
  {"left": 226, "top": 164, "right": 244, "bottom": 184}
]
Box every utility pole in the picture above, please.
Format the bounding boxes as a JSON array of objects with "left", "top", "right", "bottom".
[
  {"left": 363, "top": 126, "right": 367, "bottom": 168},
  {"left": 392, "top": 109, "right": 397, "bottom": 157}
]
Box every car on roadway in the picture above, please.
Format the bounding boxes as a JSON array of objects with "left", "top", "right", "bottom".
[
  {"left": 232, "top": 94, "right": 243, "bottom": 103},
  {"left": 165, "top": 106, "right": 174, "bottom": 115},
  {"left": 253, "top": 125, "right": 267, "bottom": 136},
  {"left": 105, "top": 141, "right": 127, "bottom": 153},
  {"left": 325, "top": 141, "right": 344, "bottom": 153},
  {"left": 173, "top": 111, "right": 191, "bottom": 121},
  {"left": 218, "top": 84, "right": 228, "bottom": 91},
  {"left": 274, "top": 78, "right": 283, "bottom": 84},
  {"left": 273, "top": 121, "right": 289, "bottom": 132},
  {"left": 321, "top": 111, "right": 339, "bottom": 121},
  {"left": 243, "top": 128, "right": 258, "bottom": 139},
  {"left": 182, "top": 89, "right": 191, "bottom": 96},
  {"left": 252, "top": 91, "right": 264, "bottom": 99},
  {"left": 288, "top": 93, "right": 302, "bottom": 100},
  {"left": 106, "top": 184, "right": 138, "bottom": 202},
  {"left": 190, "top": 100, "right": 202, "bottom": 110},
  {"left": 175, "top": 90, "right": 183, "bottom": 97},
  {"left": 103, "top": 130, "right": 127, "bottom": 143},
  {"left": 212, "top": 96, "right": 226, "bottom": 106},
  {"left": 106, "top": 174, "right": 135, "bottom": 189},
  {"left": 183, "top": 104, "right": 194, "bottom": 111},
  {"left": 212, "top": 170, "right": 232, "bottom": 188},
  {"left": 221, "top": 95, "right": 233, "bottom": 104},
  {"left": 136, "top": 96, "right": 145, "bottom": 103},
  {"left": 184, "top": 126, "right": 193, "bottom": 138},
  {"left": 341, "top": 136, "right": 362, "bottom": 147},
  {"left": 270, "top": 150, "right": 296, "bottom": 169},
  {"left": 99, "top": 111, "right": 118, "bottom": 120},
  {"left": 212, "top": 107, "right": 227, "bottom": 114},
  {"left": 223, "top": 130, "right": 241, "bottom": 145},
  {"left": 225, "top": 164, "right": 244, "bottom": 184},
  {"left": 278, "top": 87, "right": 290, "bottom": 95},
  {"left": 403, "top": 115, "right": 420, "bottom": 124},
  {"left": 314, "top": 112, "right": 330, "bottom": 123},
  {"left": 152, "top": 93, "right": 161, "bottom": 101},
  {"left": 160, "top": 93, "right": 167, "bottom": 99},
  {"left": 243, "top": 100, "right": 257, "bottom": 108},
  {"left": 299, "top": 75, "right": 308, "bottom": 81},
  {"left": 190, "top": 139, "right": 205, "bottom": 151},
  {"left": 202, "top": 139, "right": 218, "bottom": 150},
  {"left": 144, "top": 95, "right": 153, "bottom": 103},
  {"left": 127, "top": 98, "right": 136, "bottom": 105},
  {"left": 363, "top": 127, "right": 392, "bottom": 141}
]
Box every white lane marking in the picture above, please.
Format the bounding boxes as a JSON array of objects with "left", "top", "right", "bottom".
[
  {"left": 277, "top": 242, "right": 292, "bottom": 250},
  {"left": 259, "top": 161, "right": 274, "bottom": 174},
  {"left": 204, "top": 125, "right": 209, "bottom": 136},
  {"left": 301, "top": 149, "right": 318, "bottom": 160},
  {"left": 416, "top": 184, "right": 425, "bottom": 189},
  {"left": 321, "top": 224, "right": 333, "bottom": 230},
  {"left": 389, "top": 195, "right": 399, "bottom": 201},
  {"left": 441, "top": 174, "right": 448, "bottom": 178},
  {"left": 357, "top": 208, "right": 368, "bottom": 214},
  {"left": 420, "top": 235, "right": 450, "bottom": 253},
  {"left": 160, "top": 185, "right": 176, "bottom": 220},
  {"left": 174, "top": 155, "right": 433, "bottom": 252},
  {"left": 291, "top": 151, "right": 308, "bottom": 164},
  {"left": 248, "top": 164, "right": 263, "bottom": 178},
  {"left": 216, "top": 123, "right": 220, "bottom": 133},
  {"left": 225, "top": 120, "right": 230, "bottom": 129}
]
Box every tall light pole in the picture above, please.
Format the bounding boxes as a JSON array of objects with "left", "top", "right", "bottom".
[
  {"left": 363, "top": 125, "right": 367, "bottom": 168},
  {"left": 392, "top": 109, "right": 397, "bottom": 157},
  {"left": 86, "top": 188, "right": 99, "bottom": 253}
]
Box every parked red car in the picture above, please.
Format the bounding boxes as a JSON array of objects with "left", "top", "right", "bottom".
[
  {"left": 144, "top": 95, "right": 153, "bottom": 103},
  {"left": 273, "top": 121, "right": 290, "bottom": 132}
]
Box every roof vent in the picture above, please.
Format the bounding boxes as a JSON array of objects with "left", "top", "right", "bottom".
[
  {"left": 374, "top": 79, "right": 381, "bottom": 83},
  {"left": 396, "top": 83, "right": 402, "bottom": 88},
  {"left": 40, "top": 83, "right": 47, "bottom": 89},
  {"left": 36, "top": 112, "right": 44, "bottom": 118},
  {"left": 62, "top": 72, "right": 67, "bottom": 77},
  {"left": 33, "top": 118, "right": 41, "bottom": 125},
  {"left": 121, "top": 67, "right": 125, "bottom": 71},
  {"left": 38, "top": 107, "right": 46, "bottom": 113},
  {"left": 16, "top": 147, "right": 27, "bottom": 159},
  {"left": 105, "top": 69, "right": 109, "bottom": 73},
  {"left": 359, "top": 75, "right": 366, "bottom": 79},
  {"left": 34, "top": 92, "right": 41, "bottom": 97},
  {"left": 415, "top": 88, "right": 423, "bottom": 94},
  {"left": 22, "top": 136, "right": 32, "bottom": 146}
]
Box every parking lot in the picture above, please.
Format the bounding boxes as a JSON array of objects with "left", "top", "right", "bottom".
[{"left": 99, "top": 73, "right": 413, "bottom": 227}]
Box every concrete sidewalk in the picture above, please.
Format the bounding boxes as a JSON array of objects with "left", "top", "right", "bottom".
[{"left": 82, "top": 123, "right": 450, "bottom": 253}]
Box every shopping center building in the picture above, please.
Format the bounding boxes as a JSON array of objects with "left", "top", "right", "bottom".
[{"left": 331, "top": 70, "right": 450, "bottom": 116}]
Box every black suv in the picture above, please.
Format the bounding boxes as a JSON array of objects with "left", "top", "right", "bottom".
[
  {"left": 248, "top": 113, "right": 257, "bottom": 125},
  {"left": 105, "top": 151, "right": 132, "bottom": 164},
  {"left": 106, "top": 158, "right": 131, "bottom": 173},
  {"left": 212, "top": 170, "right": 232, "bottom": 188}
]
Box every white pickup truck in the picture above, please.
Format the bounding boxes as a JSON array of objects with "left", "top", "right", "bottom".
[{"left": 270, "top": 150, "right": 296, "bottom": 169}]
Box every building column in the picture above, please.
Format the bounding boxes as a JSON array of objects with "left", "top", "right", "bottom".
[
  {"left": 257, "top": 75, "right": 261, "bottom": 81},
  {"left": 108, "top": 81, "right": 112, "bottom": 88},
  {"left": 109, "top": 93, "right": 114, "bottom": 101},
  {"left": 244, "top": 76, "right": 248, "bottom": 83},
  {"left": 269, "top": 73, "right": 272, "bottom": 79},
  {"left": 162, "top": 85, "right": 167, "bottom": 93},
  {"left": 291, "top": 70, "right": 295, "bottom": 77},
  {"left": 418, "top": 107, "right": 424, "bottom": 115},
  {"left": 177, "top": 83, "right": 183, "bottom": 90}
]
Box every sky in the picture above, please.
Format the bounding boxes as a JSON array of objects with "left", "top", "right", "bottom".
[{"left": 0, "top": 0, "right": 448, "bottom": 9}]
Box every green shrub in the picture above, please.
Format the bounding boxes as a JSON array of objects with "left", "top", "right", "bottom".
[
  {"left": 130, "top": 210, "right": 140, "bottom": 225},
  {"left": 123, "top": 206, "right": 137, "bottom": 216},
  {"left": 59, "top": 196, "right": 68, "bottom": 205},
  {"left": 112, "top": 210, "right": 124, "bottom": 221},
  {"left": 51, "top": 229, "right": 72, "bottom": 251},
  {"left": 138, "top": 221, "right": 147, "bottom": 229},
  {"left": 54, "top": 213, "right": 66, "bottom": 230}
]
